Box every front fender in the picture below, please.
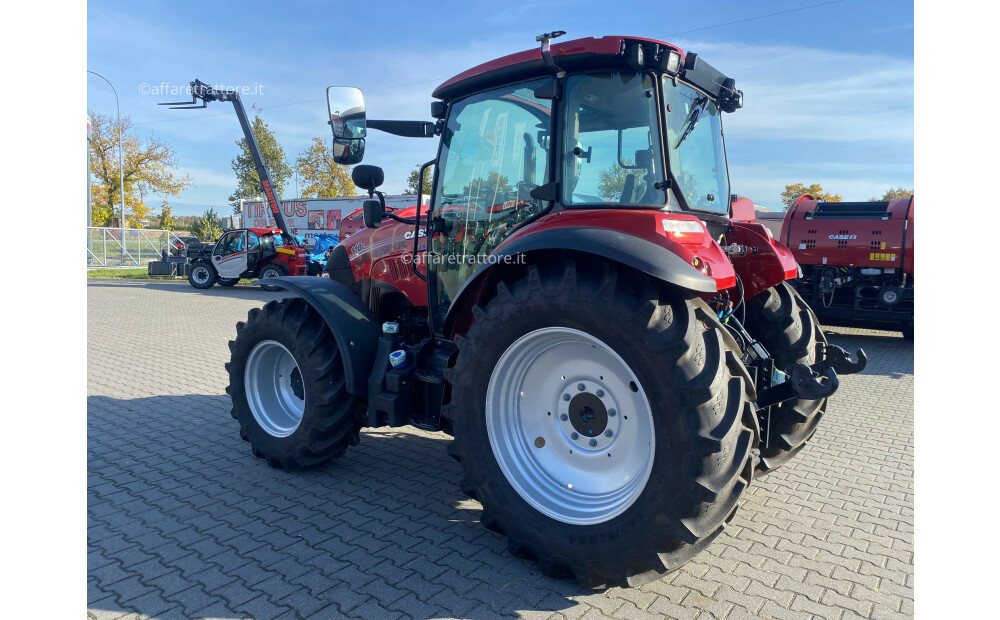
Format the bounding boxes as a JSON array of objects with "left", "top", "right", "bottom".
[
  {"left": 256, "top": 276, "right": 378, "bottom": 396},
  {"left": 729, "top": 222, "right": 800, "bottom": 300}
]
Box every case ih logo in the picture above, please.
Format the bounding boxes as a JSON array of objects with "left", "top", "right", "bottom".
[{"left": 829, "top": 234, "right": 858, "bottom": 240}]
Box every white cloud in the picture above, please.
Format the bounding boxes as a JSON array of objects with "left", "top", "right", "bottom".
[{"left": 677, "top": 39, "right": 913, "bottom": 144}]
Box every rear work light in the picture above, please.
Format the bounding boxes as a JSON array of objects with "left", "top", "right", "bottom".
[
  {"left": 661, "top": 218, "right": 706, "bottom": 243},
  {"left": 662, "top": 50, "right": 682, "bottom": 74}
]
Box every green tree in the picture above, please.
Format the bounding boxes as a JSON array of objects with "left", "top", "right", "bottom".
[
  {"left": 89, "top": 109, "right": 191, "bottom": 227},
  {"left": 780, "top": 183, "right": 842, "bottom": 210},
  {"left": 405, "top": 165, "right": 434, "bottom": 196},
  {"left": 294, "top": 136, "right": 356, "bottom": 198},
  {"left": 597, "top": 160, "right": 647, "bottom": 201},
  {"left": 463, "top": 172, "right": 512, "bottom": 200},
  {"left": 870, "top": 187, "right": 913, "bottom": 201},
  {"left": 156, "top": 201, "right": 175, "bottom": 230},
  {"left": 229, "top": 115, "right": 293, "bottom": 211},
  {"left": 191, "top": 208, "right": 223, "bottom": 241}
]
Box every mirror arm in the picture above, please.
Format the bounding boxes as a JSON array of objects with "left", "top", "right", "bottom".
[
  {"left": 367, "top": 120, "right": 437, "bottom": 138},
  {"left": 386, "top": 213, "right": 419, "bottom": 225}
]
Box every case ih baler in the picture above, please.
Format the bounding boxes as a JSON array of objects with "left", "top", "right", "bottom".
[
  {"left": 782, "top": 196, "right": 914, "bottom": 338},
  {"left": 172, "top": 33, "right": 868, "bottom": 588}
]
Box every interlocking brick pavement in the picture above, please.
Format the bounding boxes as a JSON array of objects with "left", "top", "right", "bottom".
[{"left": 87, "top": 280, "right": 913, "bottom": 619}]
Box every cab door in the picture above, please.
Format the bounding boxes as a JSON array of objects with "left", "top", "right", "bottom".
[
  {"left": 428, "top": 79, "right": 553, "bottom": 329},
  {"left": 213, "top": 230, "right": 249, "bottom": 278}
]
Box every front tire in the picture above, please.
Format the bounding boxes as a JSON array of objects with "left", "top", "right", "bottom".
[
  {"left": 443, "top": 256, "right": 756, "bottom": 588},
  {"left": 188, "top": 262, "right": 216, "bottom": 289},
  {"left": 226, "top": 298, "right": 365, "bottom": 469},
  {"left": 258, "top": 262, "right": 287, "bottom": 291},
  {"left": 744, "top": 281, "right": 828, "bottom": 473},
  {"left": 218, "top": 277, "right": 240, "bottom": 287}
]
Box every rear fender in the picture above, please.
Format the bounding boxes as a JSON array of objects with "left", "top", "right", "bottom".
[
  {"left": 442, "top": 227, "right": 718, "bottom": 336},
  {"left": 729, "top": 222, "right": 799, "bottom": 300},
  {"left": 255, "top": 276, "right": 378, "bottom": 396}
]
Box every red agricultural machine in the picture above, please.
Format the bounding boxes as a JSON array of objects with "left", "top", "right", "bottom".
[
  {"left": 781, "top": 196, "right": 914, "bottom": 339},
  {"left": 160, "top": 80, "right": 309, "bottom": 289},
  {"left": 210, "top": 33, "right": 867, "bottom": 587}
]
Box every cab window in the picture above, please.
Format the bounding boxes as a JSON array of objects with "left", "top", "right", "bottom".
[
  {"left": 213, "top": 231, "right": 245, "bottom": 256},
  {"left": 562, "top": 72, "right": 666, "bottom": 206},
  {"left": 431, "top": 78, "right": 552, "bottom": 325}
]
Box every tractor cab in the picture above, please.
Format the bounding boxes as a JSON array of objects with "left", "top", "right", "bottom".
[{"left": 326, "top": 35, "right": 744, "bottom": 330}]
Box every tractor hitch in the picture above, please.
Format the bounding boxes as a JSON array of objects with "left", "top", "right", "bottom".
[
  {"left": 812, "top": 344, "right": 867, "bottom": 376},
  {"left": 756, "top": 363, "right": 839, "bottom": 409}
]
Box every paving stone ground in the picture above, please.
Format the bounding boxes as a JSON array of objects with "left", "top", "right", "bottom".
[{"left": 87, "top": 279, "right": 914, "bottom": 620}]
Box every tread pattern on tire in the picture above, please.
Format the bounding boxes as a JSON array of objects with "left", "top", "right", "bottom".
[
  {"left": 744, "top": 281, "right": 828, "bottom": 473},
  {"left": 441, "top": 254, "right": 757, "bottom": 588},
  {"left": 226, "top": 297, "right": 365, "bottom": 470},
  {"left": 188, "top": 261, "right": 216, "bottom": 289}
]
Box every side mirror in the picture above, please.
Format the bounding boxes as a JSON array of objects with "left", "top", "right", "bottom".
[
  {"left": 332, "top": 137, "right": 364, "bottom": 165},
  {"left": 362, "top": 199, "right": 383, "bottom": 229},
  {"left": 327, "top": 86, "right": 367, "bottom": 164},
  {"left": 352, "top": 165, "right": 385, "bottom": 193}
]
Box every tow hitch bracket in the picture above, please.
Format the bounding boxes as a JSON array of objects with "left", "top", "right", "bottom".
[
  {"left": 756, "top": 364, "right": 839, "bottom": 409},
  {"left": 813, "top": 344, "right": 867, "bottom": 376}
]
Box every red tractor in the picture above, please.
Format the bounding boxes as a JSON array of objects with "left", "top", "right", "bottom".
[
  {"left": 160, "top": 81, "right": 310, "bottom": 290},
  {"left": 780, "top": 195, "right": 914, "bottom": 339},
  {"left": 187, "top": 227, "right": 307, "bottom": 289},
  {"left": 217, "top": 33, "right": 866, "bottom": 587}
]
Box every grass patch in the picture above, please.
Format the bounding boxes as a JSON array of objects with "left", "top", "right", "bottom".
[{"left": 87, "top": 268, "right": 181, "bottom": 280}]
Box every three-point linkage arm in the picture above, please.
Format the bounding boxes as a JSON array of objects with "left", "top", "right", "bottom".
[{"left": 159, "top": 79, "right": 297, "bottom": 246}]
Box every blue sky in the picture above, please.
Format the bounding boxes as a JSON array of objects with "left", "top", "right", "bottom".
[{"left": 87, "top": 0, "right": 913, "bottom": 216}]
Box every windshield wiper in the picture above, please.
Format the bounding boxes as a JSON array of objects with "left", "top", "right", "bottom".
[{"left": 674, "top": 97, "right": 708, "bottom": 149}]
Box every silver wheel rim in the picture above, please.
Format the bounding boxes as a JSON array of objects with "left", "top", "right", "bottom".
[
  {"left": 882, "top": 290, "right": 898, "bottom": 304},
  {"left": 486, "top": 327, "right": 655, "bottom": 525},
  {"left": 261, "top": 268, "right": 279, "bottom": 279},
  {"left": 192, "top": 266, "right": 210, "bottom": 285},
  {"left": 245, "top": 340, "right": 305, "bottom": 437}
]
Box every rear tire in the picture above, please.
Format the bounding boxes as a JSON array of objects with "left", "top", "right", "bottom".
[
  {"left": 226, "top": 298, "right": 365, "bottom": 469},
  {"left": 744, "top": 281, "right": 828, "bottom": 473},
  {"left": 443, "top": 256, "right": 757, "bottom": 588},
  {"left": 218, "top": 277, "right": 239, "bottom": 287},
  {"left": 188, "top": 262, "right": 216, "bottom": 289}
]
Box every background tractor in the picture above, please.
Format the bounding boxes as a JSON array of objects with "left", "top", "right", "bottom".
[{"left": 213, "top": 33, "right": 866, "bottom": 588}]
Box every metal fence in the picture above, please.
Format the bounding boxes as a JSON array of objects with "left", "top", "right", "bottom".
[{"left": 86, "top": 227, "right": 184, "bottom": 268}]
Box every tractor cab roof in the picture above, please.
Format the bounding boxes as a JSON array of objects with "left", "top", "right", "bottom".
[
  {"left": 434, "top": 36, "right": 682, "bottom": 99},
  {"left": 433, "top": 35, "right": 740, "bottom": 110}
]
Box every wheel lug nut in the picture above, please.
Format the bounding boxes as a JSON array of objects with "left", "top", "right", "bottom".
[
  {"left": 571, "top": 432, "right": 579, "bottom": 440},
  {"left": 589, "top": 439, "right": 597, "bottom": 447},
  {"left": 560, "top": 413, "right": 568, "bottom": 421},
  {"left": 609, "top": 409, "right": 617, "bottom": 417},
  {"left": 577, "top": 383, "right": 586, "bottom": 391},
  {"left": 596, "top": 389, "right": 604, "bottom": 397},
  {"left": 563, "top": 394, "right": 570, "bottom": 401},
  {"left": 605, "top": 430, "right": 613, "bottom": 438}
]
